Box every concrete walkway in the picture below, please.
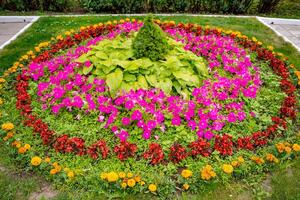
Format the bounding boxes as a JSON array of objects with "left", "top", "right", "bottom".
[
  {"left": 256, "top": 17, "right": 300, "bottom": 52},
  {"left": 0, "top": 16, "right": 39, "bottom": 49}
]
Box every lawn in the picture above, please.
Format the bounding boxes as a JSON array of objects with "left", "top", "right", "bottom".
[{"left": 0, "top": 16, "right": 299, "bottom": 200}]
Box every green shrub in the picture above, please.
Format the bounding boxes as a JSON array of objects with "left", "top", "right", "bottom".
[
  {"left": 1, "top": 0, "right": 71, "bottom": 11},
  {"left": 132, "top": 15, "right": 171, "bottom": 61},
  {"left": 80, "top": 0, "right": 254, "bottom": 14},
  {"left": 257, "top": 0, "right": 282, "bottom": 13}
]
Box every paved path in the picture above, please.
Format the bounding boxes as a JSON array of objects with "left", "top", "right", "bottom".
[
  {"left": 257, "top": 17, "right": 300, "bottom": 52},
  {"left": 0, "top": 16, "right": 39, "bottom": 49}
]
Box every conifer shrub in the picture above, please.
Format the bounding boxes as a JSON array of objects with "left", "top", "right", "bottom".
[{"left": 132, "top": 15, "right": 171, "bottom": 61}]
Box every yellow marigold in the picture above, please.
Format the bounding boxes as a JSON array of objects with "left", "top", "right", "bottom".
[
  {"left": 65, "top": 31, "right": 71, "bottom": 36},
  {"left": 22, "top": 55, "right": 29, "bottom": 60},
  {"left": 292, "top": 144, "right": 300, "bottom": 152},
  {"left": 181, "top": 169, "right": 193, "bottom": 178},
  {"left": 266, "top": 153, "right": 279, "bottom": 163},
  {"left": 3, "top": 136, "right": 8, "bottom": 141},
  {"left": 276, "top": 143, "right": 285, "bottom": 153},
  {"left": 0, "top": 98, "right": 3, "bottom": 105},
  {"left": 131, "top": 18, "right": 136, "bottom": 22},
  {"left": 7, "top": 131, "right": 14, "bottom": 137},
  {"left": 16, "top": 143, "right": 21, "bottom": 148},
  {"left": 118, "top": 172, "right": 126, "bottom": 178},
  {"left": 125, "top": 18, "right": 130, "bottom": 22},
  {"left": 267, "top": 45, "right": 274, "bottom": 51},
  {"left": 252, "top": 37, "right": 257, "bottom": 42},
  {"left": 238, "top": 156, "right": 245, "bottom": 163},
  {"left": 121, "top": 182, "right": 127, "bottom": 189},
  {"left": 107, "top": 172, "right": 119, "bottom": 182},
  {"left": 24, "top": 144, "right": 31, "bottom": 150},
  {"left": 251, "top": 156, "right": 265, "bottom": 165},
  {"left": 52, "top": 162, "right": 59, "bottom": 167},
  {"left": 231, "top": 160, "right": 239, "bottom": 167},
  {"left": 201, "top": 165, "right": 216, "bottom": 181},
  {"left": 134, "top": 175, "right": 141, "bottom": 182},
  {"left": 12, "top": 140, "right": 20, "bottom": 147},
  {"left": 127, "top": 172, "right": 133, "bottom": 178},
  {"left": 35, "top": 47, "right": 41, "bottom": 52},
  {"left": 257, "top": 41, "right": 262, "bottom": 46},
  {"left": 127, "top": 179, "right": 136, "bottom": 187},
  {"left": 100, "top": 172, "right": 107, "bottom": 180},
  {"left": 222, "top": 164, "right": 234, "bottom": 174},
  {"left": 56, "top": 35, "right": 63, "bottom": 40},
  {"left": 44, "top": 157, "right": 51, "bottom": 163},
  {"left": 0, "top": 78, "right": 6, "bottom": 83},
  {"left": 106, "top": 21, "right": 112, "bottom": 25},
  {"left": 2, "top": 123, "right": 14, "bottom": 131},
  {"left": 113, "top": 20, "right": 117, "bottom": 24},
  {"left": 55, "top": 165, "right": 62, "bottom": 172},
  {"left": 50, "top": 168, "right": 58, "bottom": 175},
  {"left": 295, "top": 71, "right": 300, "bottom": 78},
  {"left": 183, "top": 183, "right": 189, "bottom": 190},
  {"left": 285, "top": 146, "right": 292, "bottom": 153},
  {"left": 18, "top": 147, "right": 27, "bottom": 154},
  {"left": 31, "top": 156, "right": 42, "bottom": 166},
  {"left": 119, "top": 19, "right": 125, "bottom": 23},
  {"left": 148, "top": 184, "right": 157, "bottom": 192},
  {"left": 140, "top": 181, "right": 145, "bottom": 186},
  {"left": 67, "top": 171, "right": 75, "bottom": 178}
]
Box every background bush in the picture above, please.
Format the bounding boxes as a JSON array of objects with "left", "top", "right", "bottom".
[
  {"left": 79, "top": 0, "right": 253, "bottom": 14},
  {"left": 0, "top": 0, "right": 297, "bottom": 16},
  {"left": 0, "top": 0, "right": 74, "bottom": 12}
]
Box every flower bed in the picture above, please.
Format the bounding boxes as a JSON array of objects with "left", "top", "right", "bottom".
[{"left": 0, "top": 18, "right": 299, "bottom": 198}]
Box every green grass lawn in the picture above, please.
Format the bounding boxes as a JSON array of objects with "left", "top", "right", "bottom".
[{"left": 0, "top": 16, "right": 299, "bottom": 199}]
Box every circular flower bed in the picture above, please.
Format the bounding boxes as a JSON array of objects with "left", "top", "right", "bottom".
[{"left": 0, "top": 18, "right": 299, "bottom": 198}]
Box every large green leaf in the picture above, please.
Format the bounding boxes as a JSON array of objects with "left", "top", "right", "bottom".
[
  {"left": 173, "top": 69, "right": 200, "bottom": 87},
  {"left": 137, "top": 75, "right": 148, "bottom": 89},
  {"left": 145, "top": 75, "right": 157, "bottom": 87},
  {"left": 123, "top": 73, "right": 136, "bottom": 82},
  {"left": 194, "top": 60, "right": 208, "bottom": 76},
  {"left": 82, "top": 65, "right": 93, "bottom": 75},
  {"left": 106, "top": 69, "right": 123, "bottom": 94},
  {"left": 95, "top": 52, "right": 108, "bottom": 60},
  {"left": 158, "top": 78, "right": 172, "bottom": 94}
]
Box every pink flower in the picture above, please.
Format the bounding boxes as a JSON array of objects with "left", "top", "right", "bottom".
[
  {"left": 227, "top": 112, "right": 237, "bottom": 123},
  {"left": 125, "top": 100, "right": 134, "bottom": 110},
  {"left": 118, "top": 130, "right": 129, "bottom": 141},
  {"left": 121, "top": 117, "right": 131, "bottom": 126},
  {"left": 131, "top": 110, "right": 142, "bottom": 121},
  {"left": 171, "top": 116, "right": 181, "bottom": 126},
  {"left": 204, "top": 131, "right": 214, "bottom": 140}
]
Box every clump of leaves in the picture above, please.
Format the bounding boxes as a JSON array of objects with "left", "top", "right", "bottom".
[
  {"left": 76, "top": 35, "right": 208, "bottom": 98},
  {"left": 132, "top": 15, "right": 171, "bottom": 61}
]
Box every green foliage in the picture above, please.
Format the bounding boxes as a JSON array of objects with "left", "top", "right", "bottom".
[
  {"left": 257, "top": 0, "right": 282, "bottom": 13},
  {"left": 76, "top": 34, "right": 208, "bottom": 97},
  {"left": 1, "top": 0, "right": 72, "bottom": 11},
  {"left": 80, "top": 0, "right": 254, "bottom": 14},
  {"left": 132, "top": 15, "right": 171, "bottom": 61}
]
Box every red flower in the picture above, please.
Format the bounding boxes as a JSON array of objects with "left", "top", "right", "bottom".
[
  {"left": 214, "top": 134, "right": 233, "bottom": 156},
  {"left": 169, "top": 143, "right": 187, "bottom": 163},
  {"left": 143, "top": 143, "right": 164, "bottom": 165},
  {"left": 87, "top": 139, "right": 110, "bottom": 160},
  {"left": 113, "top": 141, "right": 137, "bottom": 161},
  {"left": 188, "top": 138, "right": 211, "bottom": 157}
]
